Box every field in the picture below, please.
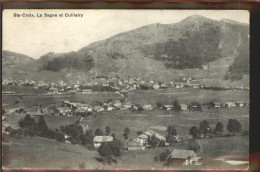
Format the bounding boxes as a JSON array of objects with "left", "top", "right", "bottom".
[
  {"left": 2, "top": 88, "right": 249, "bottom": 169},
  {"left": 5, "top": 106, "right": 249, "bottom": 139},
  {"left": 2, "top": 134, "right": 249, "bottom": 170},
  {"left": 2, "top": 87, "right": 249, "bottom": 110}
]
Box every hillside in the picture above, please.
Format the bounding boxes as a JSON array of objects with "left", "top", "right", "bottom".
[
  {"left": 2, "top": 15, "right": 249, "bottom": 84},
  {"left": 2, "top": 50, "right": 34, "bottom": 66}
]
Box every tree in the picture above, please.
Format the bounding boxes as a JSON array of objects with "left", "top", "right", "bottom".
[
  {"left": 172, "top": 99, "right": 181, "bottom": 111},
  {"left": 83, "top": 129, "right": 95, "bottom": 145},
  {"left": 166, "top": 125, "right": 178, "bottom": 144},
  {"left": 18, "top": 114, "right": 36, "bottom": 130},
  {"left": 154, "top": 149, "right": 171, "bottom": 163},
  {"left": 227, "top": 119, "right": 241, "bottom": 135},
  {"left": 156, "top": 102, "right": 163, "bottom": 108},
  {"left": 111, "top": 138, "right": 124, "bottom": 158},
  {"left": 167, "top": 125, "right": 177, "bottom": 136},
  {"left": 37, "top": 116, "right": 48, "bottom": 136},
  {"left": 123, "top": 127, "right": 130, "bottom": 140},
  {"left": 149, "top": 134, "right": 160, "bottom": 148},
  {"left": 189, "top": 126, "right": 199, "bottom": 139},
  {"left": 214, "top": 122, "right": 224, "bottom": 134},
  {"left": 188, "top": 101, "right": 202, "bottom": 111},
  {"left": 97, "top": 140, "right": 123, "bottom": 165},
  {"left": 106, "top": 126, "right": 111, "bottom": 136},
  {"left": 188, "top": 141, "right": 201, "bottom": 154},
  {"left": 95, "top": 128, "right": 104, "bottom": 136},
  {"left": 136, "top": 131, "right": 143, "bottom": 136},
  {"left": 199, "top": 120, "right": 210, "bottom": 137}
]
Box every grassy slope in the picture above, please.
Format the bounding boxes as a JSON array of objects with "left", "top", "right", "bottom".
[{"left": 2, "top": 134, "right": 248, "bottom": 169}]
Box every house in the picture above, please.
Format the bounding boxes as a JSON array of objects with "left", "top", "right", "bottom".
[
  {"left": 236, "top": 101, "right": 246, "bottom": 107},
  {"left": 54, "top": 107, "right": 71, "bottom": 116},
  {"left": 149, "top": 80, "right": 155, "bottom": 84},
  {"left": 160, "top": 83, "right": 167, "bottom": 88},
  {"left": 165, "top": 149, "right": 201, "bottom": 166},
  {"left": 143, "top": 104, "right": 153, "bottom": 111},
  {"left": 2, "top": 91, "right": 15, "bottom": 95},
  {"left": 102, "top": 83, "right": 110, "bottom": 87},
  {"left": 136, "top": 130, "right": 166, "bottom": 147},
  {"left": 82, "top": 89, "right": 92, "bottom": 94},
  {"left": 73, "top": 84, "right": 80, "bottom": 89},
  {"left": 122, "top": 104, "right": 132, "bottom": 111},
  {"left": 127, "top": 142, "right": 146, "bottom": 151},
  {"left": 153, "top": 83, "right": 160, "bottom": 90},
  {"left": 162, "top": 105, "right": 174, "bottom": 111},
  {"left": 213, "top": 102, "right": 221, "bottom": 108},
  {"left": 48, "top": 87, "right": 58, "bottom": 94},
  {"left": 74, "top": 109, "right": 87, "bottom": 116},
  {"left": 78, "top": 104, "right": 90, "bottom": 111},
  {"left": 224, "top": 102, "right": 236, "bottom": 108},
  {"left": 113, "top": 101, "right": 122, "bottom": 108},
  {"left": 93, "top": 106, "right": 104, "bottom": 113},
  {"left": 175, "top": 83, "right": 184, "bottom": 88},
  {"left": 180, "top": 104, "right": 188, "bottom": 111},
  {"left": 93, "top": 136, "right": 113, "bottom": 148},
  {"left": 107, "top": 106, "right": 115, "bottom": 112},
  {"left": 130, "top": 104, "right": 140, "bottom": 111}
]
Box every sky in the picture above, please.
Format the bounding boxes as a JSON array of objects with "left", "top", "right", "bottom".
[{"left": 3, "top": 10, "right": 249, "bottom": 59}]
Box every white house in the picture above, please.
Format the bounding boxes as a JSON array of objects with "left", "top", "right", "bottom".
[
  {"left": 82, "top": 89, "right": 92, "bottom": 94},
  {"left": 180, "top": 104, "right": 188, "bottom": 111},
  {"left": 93, "top": 136, "right": 113, "bottom": 148}
]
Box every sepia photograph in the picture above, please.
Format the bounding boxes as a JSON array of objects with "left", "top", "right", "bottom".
[{"left": 2, "top": 9, "right": 249, "bottom": 170}]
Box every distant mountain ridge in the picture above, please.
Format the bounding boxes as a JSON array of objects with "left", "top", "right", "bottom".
[
  {"left": 2, "top": 15, "right": 249, "bottom": 84},
  {"left": 2, "top": 50, "right": 34, "bottom": 66}
]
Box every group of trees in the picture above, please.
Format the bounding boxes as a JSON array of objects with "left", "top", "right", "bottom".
[
  {"left": 42, "top": 51, "right": 94, "bottom": 72},
  {"left": 6, "top": 115, "right": 66, "bottom": 142},
  {"left": 97, "top": 137, "right": 124, "bottom": 165},
  {"left": 165, "top": 125, "right": 178, "bottom": 145},
  {"left": 189, "top": 119, "right": 241, "bottom": 139},
  {"left": 142, "top": 23, "right": 222, "bottom": 70}
]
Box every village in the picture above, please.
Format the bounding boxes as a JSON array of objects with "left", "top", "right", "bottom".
[{"left": 2, "top": 75, "right": 249, "bottom": 96}]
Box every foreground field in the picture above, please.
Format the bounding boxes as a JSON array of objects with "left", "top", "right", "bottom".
[
  {"left": 2, "top": 89, "right": 249, "bottom": 169},
  {"left": 2, "top": 134, "right": 248, "bottom": 170}
]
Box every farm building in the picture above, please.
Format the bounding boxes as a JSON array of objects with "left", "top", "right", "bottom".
[
  {"left": 153, "top": 83, "right": 160, "bottom": 90},
  {"left": 93, "top": 106, "right": 104, "bottom": 113},
  {"left": 93, "top": 136, "right": 113, "bottom": 148},
  {"left": 163, "top": 105, "right": 174, "bottom": 111},
  {"left": 213, "top": 102, "right": 221, "bottom": 108},
  {"left": 236, "top": 101, "right": 246, "bottom": 107},
  {"left": 54, "top": 107, "right": 71, "bottom": 116},
  {"left": 188, "top": 104, "right": 202, "bottom": 111},
  {"left": 224, "top": 102, "right": 236, "bottom": 108},
  {"left": 106, "top": 106, "right": 115, "bottom": 112},
  {"left": 113, "top": 101, "right": 122, "bottom": 108},
  {"left": 126, "top": 142, "right": 146, "bottom": 151},
  {"left": 180, "top": 104, "right": 188, "bottom": 111},
  {"left": 165, "top": 149, "right": 201, "bottom": 166},
  {"left": 143, "top": 104, "right": 153, "bottom": 110},
  {"left": 136, "top": 130, "right": 167, "bottom": 147},
  {"left": 82, "top": 89, "right": 92, "bottom": 94}
]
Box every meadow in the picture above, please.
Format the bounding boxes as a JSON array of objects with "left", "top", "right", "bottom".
[{"left": 2, "top": 88, "right": 249, "bottom": 169}]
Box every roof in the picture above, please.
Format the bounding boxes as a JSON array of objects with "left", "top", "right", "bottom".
[
  {"left": 163, "top": 105, "right": 174, "bottom": 108},
  {"left": 56, "top": 107, "right": 71, "bottom": 111},
  {"left": 143, "top": 130, "right": 166, "bottom": 141},
  {"left": 169, "top": 149, "right": 197, "bottom": 159},
  {"left": 93, "top": 136, "right": 113, "bottom": 143}
]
